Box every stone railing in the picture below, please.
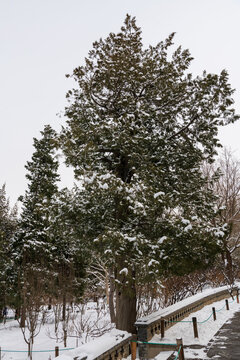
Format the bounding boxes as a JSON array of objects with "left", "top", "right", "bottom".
[
  {"left": 135, "top": 286, "right": 238, "bottom": 359},
  {"left": 73, "top": 334, "right": 136, "bottom": 360},
  {"left": 93, "top": 334, "right": 135, "bottom": 360}
]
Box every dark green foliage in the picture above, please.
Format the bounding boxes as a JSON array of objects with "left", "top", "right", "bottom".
[
  {"left": 16, "top": 125, "right": 59, "bottom": 258},
  {"left": 61, "top": 15, "right": 239, "bottom": 281},
  {"left": 0, "top": 185, "right": 18, "bottom": 310}
]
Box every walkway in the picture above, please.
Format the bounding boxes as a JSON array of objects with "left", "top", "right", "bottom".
[
  {"left": 168, "top": 309, "right": 240, "bottom": 359},
  {"left": 205, "top": 309, "right": 240, "bottom": 359}
]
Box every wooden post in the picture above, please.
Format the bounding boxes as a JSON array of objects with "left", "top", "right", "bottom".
[
  {"left": 212, "top": 307, "right": 216, "bottom": 321},
  {"left": 225, "top": 299, "right": 229, "bottom": 310},
  {"left": 55, "top": 346, "right": 59, "bottom": 357},
  {"left": 161, "top": 318, "right": 165, "bottom": 338},
  {"left": 176, "top": 338, "right": 184, "bottom": 360},
  {"left": 131, "top": 341, "right": 137, "bottom": 360},
  {"left": 192, "top": 317, "right": 198, "bottom": 338}
]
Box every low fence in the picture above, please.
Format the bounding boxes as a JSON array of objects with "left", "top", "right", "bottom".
[
  {"left": 130, "top": 338, "right": 184, "bottom": 360},
  {"left": 0, "top": 346, "right": 74, "bottom": 359}
]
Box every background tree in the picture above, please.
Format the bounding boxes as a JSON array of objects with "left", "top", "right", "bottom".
[
  {"left": 0, "top": 184, "right": 18, "bottom": 318},
  {"left": 12, "top": 125, "right": 60, "bottom": 328},
  {"left": 204, "top": 148, "right": 240, "bottom": 288},
  {"left": 48, "top": 188, "right": 87, "bottom": 347},
  {"left": 17, "top": 272, "right": 45, "bottom": 360},
  {"left": 61, "top": 15, "right": 239, "bottom": 332}
]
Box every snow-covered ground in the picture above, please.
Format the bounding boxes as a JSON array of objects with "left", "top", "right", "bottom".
[
  {"left": 1, "top": 288, "right": 239, "bottom": 360},
  {"left": 0, "top": 318, "right": 76, "bottom": 360},
  {"left": 0, "top": 302, "right": 112, "bottom": 360}
]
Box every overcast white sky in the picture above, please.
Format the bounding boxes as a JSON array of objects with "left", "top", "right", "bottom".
[{"left": 1, "top": 0, "right": 240, "bottom": 206}]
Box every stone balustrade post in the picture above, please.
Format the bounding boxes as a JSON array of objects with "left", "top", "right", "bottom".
[{"left": 135, "top": 322, "right": 148, "bottom": 360}]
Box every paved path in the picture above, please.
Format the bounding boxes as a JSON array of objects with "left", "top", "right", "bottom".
[
  {"left": 205, "top": 309, "right": 240, "bottom": 359},
  {"left": 167, "top": 310, "right": 240, "bottom": 359}
]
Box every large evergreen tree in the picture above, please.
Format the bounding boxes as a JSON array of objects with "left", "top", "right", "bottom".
[{"left": 61, "top": 15, "right": 239, "bottom": 332}]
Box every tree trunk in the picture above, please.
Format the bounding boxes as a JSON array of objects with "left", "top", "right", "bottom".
[
  {"left": 15, "top": 307, "right": 20, "bottom": 320},
  {"left": 48, "top": 297, "right": 52, "bottom": 310},
  {"left": 226, "top": 248, "right": 234, "bottom": 286},
  {"left": 62, "top": 294, "right": 66, "bottom": 322},
  {"left": 20, "top": 276, "right": 27, "bottom": 328},
  {"left": 62, "top": 293, "right": 67, "bottom": 347},
  {"left": 63, "top": 323, "right": 67, "bottom": 347},
  {"left": 28, "top": 341, "right": 33, "bottom": 360},
  {"left": 105, "top": 269, "right": 109, "bottom": 305},
  {"left": 109, "top": 268, "right": 116, "bottom": 323},
  {"left": 115, "top": 269, "right": 136, "bottom": 334},
  {"left": 20, "top": 304, "right": 26, "bottom": 328}
]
